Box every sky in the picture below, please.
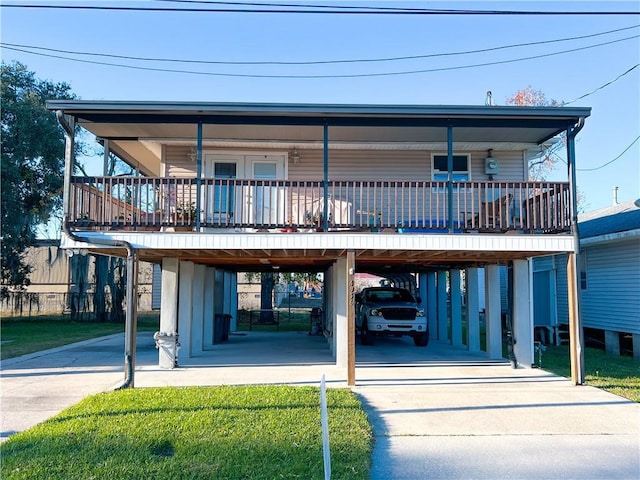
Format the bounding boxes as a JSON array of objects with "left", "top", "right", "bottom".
[{"left": 1, "top": 0, "right": 639, "bottom": 212}]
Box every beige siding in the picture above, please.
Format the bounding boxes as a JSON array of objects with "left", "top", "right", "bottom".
[{"left": 164, "top": 146, "right": 528, "bottom": 182}]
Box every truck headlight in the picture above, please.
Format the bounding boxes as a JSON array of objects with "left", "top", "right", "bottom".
[
  {"left": 370, "top": 309, "right": 382, "bottom": 316},
  {"left": 416, "top": 309, "right": 425, "bottom": 317}
]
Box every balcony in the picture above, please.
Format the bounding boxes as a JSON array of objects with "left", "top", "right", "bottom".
[{"left": 68, "top": 177, "right": 571, "bottom": 235}]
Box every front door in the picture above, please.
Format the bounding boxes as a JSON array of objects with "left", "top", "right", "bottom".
[{"left": 204, "top": 153, "right": 285, "bottom": 226}]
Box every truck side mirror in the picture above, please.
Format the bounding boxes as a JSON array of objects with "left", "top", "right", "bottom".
[{"left": 355, "top": 293, "right": 361, "bottom": 303}]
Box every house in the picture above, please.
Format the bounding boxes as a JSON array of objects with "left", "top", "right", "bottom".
[
  {"left": 532, "top": 198, "right": 640, "bottom": 359},
  {"left": 46, "top": 100, "right": 591, "bottom": 385},
  {"left": 2, "top": 240, "right": 155, "bottom": 318}
]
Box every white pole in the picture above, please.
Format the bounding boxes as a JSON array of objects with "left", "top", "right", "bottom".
[{"left": 320, "top": 374, "right": 331, "bottom": 480}]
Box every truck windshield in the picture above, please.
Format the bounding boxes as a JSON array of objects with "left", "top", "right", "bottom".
[{"left": 367, "top": 290, "right": 414, "bottom": 302}]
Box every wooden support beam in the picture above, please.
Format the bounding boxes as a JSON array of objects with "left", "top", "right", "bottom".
[{"left": 347, "top": 250, "right": 356, "bottom": 386}]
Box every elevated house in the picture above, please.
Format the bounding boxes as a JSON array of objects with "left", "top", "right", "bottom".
[
  {"left": 533, "top": 198, "right": 640, "bottom": 358},
  {"left": 47, "top": 101, "right": 590, "bottom": 385}
]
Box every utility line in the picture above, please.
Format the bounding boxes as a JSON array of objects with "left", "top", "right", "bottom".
[
  {"left": 563, "top": 64, "right": 640, "bottom": 105},
  {"left": 578, "top": 136, "right": 640, "bottom": 172},
  {"left": 2, "top": 35, "right": 638, "bottom": 78},
  {"left": 2, "top": 3, "right": 639, "bottom": 15},
  {"left": 2, "top": 24, "right": 637, "bottom": 67}
]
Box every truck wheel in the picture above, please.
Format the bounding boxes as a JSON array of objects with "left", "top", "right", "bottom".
[
  {"left": 413, "top": 332, "right": 429, "bottom": 347},
  {"left": 360, "top": 320, "right": 374, "bottom": 345}
]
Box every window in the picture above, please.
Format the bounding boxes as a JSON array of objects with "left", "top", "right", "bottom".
[{"left": 431, "top": 154, "right": 470, "bottom": 182}]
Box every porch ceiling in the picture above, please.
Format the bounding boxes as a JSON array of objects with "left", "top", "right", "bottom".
[
  {"left": 48, "top": 100, "right": 590, "bottom": 173},
  {"left": 73, "top": 245, "right": 560, "bottom": 273}
]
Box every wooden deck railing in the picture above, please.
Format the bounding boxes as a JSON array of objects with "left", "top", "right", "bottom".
[{"left": 68, "top": 176, "right": 571, "bottom": 233}]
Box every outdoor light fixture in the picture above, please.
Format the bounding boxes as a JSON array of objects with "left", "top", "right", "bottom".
[
  {"left": 188, "top": 146, "right": 197, "bottom": 162},
  {"left": 290, "top": 147, "right": 300, "bottom": 164}
]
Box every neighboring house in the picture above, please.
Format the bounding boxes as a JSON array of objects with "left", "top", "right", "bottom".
[
  {"left": 533, "top": 199, "right": 640, "bottom": 359},
  {"left": 47, "top": 100, "right": 591, "bottom": 381},
  {"left": 3, "top": 240, "right": 155, "bottom": 316}
]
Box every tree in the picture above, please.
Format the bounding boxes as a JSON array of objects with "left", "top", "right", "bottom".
[
  {"left": 505, "top": 86, "right": 564, "bottom": 181},
  {"left": 1, "top": 61, "right": 76, "bottom": 299}
]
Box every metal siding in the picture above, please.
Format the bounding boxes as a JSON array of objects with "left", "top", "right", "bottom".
[
  {"left": 166, "top": 145, "right": 196, "bottom": 177},
  {"left": 555, "top": 254, "right": 569, "bottom": 325},
  {"left": 164, "top": 147, "right": 528, "bottom": 182},
  {"left": 581, "top": 239, "right": 640, "bottom": 334}
]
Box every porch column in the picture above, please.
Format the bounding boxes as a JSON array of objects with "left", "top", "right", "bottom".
[
  {"left": 178, "top": 261, "right": 195, "bottom": 359},
  {"left": 513, "top": 259, "right": 533, "bottom": 367},
  {"left": 159, "top": 257, "right": 179, "bottom": 369},
  {"left": 333, "top": 258, "right": 348, "bottom": 368},
  {"left": 418, "top": 273, "right": 428, "bottom": 312},
  {"left": 203, "top": 267, "right": 215, "bottom": 348},
  {"left": 195, "top": 121, "right": 203, "bottom": 230},
  {"left": 213, "top": 269, "right": 225, "bottom": 342},
  {"left": 223, "top": 271, "right": 232, "bottom": 316},
  {"left": 229, "top": 272, "right": 238, "bottom": 332},
  {"left": 447, "top": 125, "right": 454, "bottom": 233},
  {"left": 466, "top": 267, "right": 481, "bottom": 353},
  {"left": 567, "top": 121, "right": 585, "bottom": 384},
  {"left": 450, "top": 269, "right": 463, "bottom": 347},
  {"left": 346, "top": 250, "right": 356, "bottom": 386},
  {"left": 426, "top": 272, "right": 437, "bottom": 340},
  {"left": 325, "top": 264, "right": 336, "bottom": 356},
  {"left": 437, "top": 271, "right": 448, "bottom": 342},
  {"left": 322, "top": 123, "right": 329, "bottom": 231},
  {"left": 191, "top": 264, "right": 206, "bottom": 356},
  {"left": 485, "top": 265, "right": 503, "bottom": 359}
]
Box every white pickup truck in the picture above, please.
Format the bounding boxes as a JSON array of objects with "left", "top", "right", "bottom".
[{"left": 355, "top": 287, "right": 429, "bottom": 347}]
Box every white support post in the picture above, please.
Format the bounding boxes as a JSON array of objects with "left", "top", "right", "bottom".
[
  {"left": 230, "top": 273, "right": 238, "bottom": 332},
  {"left": 450, "top": 269, "right": 463, "bottom": 347},
  {"left": 466, "top": 267, "right": 481, "bottom": 353},
  {"left": 223, "top": 271, "right": 232, "bottom": 315},
  {"left": 437, "top": 270, "right": 448, "bottom": 343},
  {"left": 191, "top": 264, "right": 206, "bottom": 356},
  {"left": 334, "top": 258, "right": 348, "bottom": 368},
  {"left": 485, "top": 265, "right": 503, "bottom": 360},
  {"left": 513, "top": 259, "right": 533, "bottom": 367},
  {"left": 203, "top": 267, "right": 215, "bottom": 348},
  {"left": 178, "top": 261, "right": 195, "bottom": 359},
  {"left": 213, "top": 269, "right": 224, "bottom": 342},
  {"left": 159, "top": 258, "right": 179, "bottom": 369},
  {"left": 418, "top": 273, "right": 428, "bottom": 310},
  {"left": 325, "top": 265, "right": 336, "bottom": 356},
  {"left": 427, "top": 272, "right": 437, "bottom": 340}
]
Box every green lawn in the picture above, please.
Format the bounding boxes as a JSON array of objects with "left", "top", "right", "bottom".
[
  {"left": 538, "top": 345, "right": 640, "bottom": 402},
  {"left": 1, "top": 313, "right": 159, "bottom": 360},
  {"left": 0, "top": 385, "right": 372, "bottom": 480}
]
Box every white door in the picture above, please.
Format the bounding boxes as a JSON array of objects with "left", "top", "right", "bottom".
[
  {"left": 204, "top": 154, "right": 285, "bottom": 226},
  {"left": 246, "top": 155, "right": 285, "bottom": 225}
]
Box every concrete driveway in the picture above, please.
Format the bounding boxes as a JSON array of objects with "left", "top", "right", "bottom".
[{"left": 2, "top": 331, "right": 639, "bottom": 479}]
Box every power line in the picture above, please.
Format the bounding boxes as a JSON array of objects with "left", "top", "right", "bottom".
[
  {"left": 563, "top": 64, "right": 640, "bottom": 105},
  {"left": 3, "top": 25, "right": 637, "bottom": 67},
  {"left": 2, "top": 34, "right": 638, "bottom": 79},
  {"left": 578, "top": 136, "right": 640, "bottom": 172},
  {"left": 2, "top": 3, "right": 639, "bottom": 15}
]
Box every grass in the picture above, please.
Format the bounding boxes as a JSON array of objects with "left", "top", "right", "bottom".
[
  {"left": 0, "top": 313, "right": 159, "bottom": 360},
  {"left": 236, "top": 309, "right": 313, "bottom": 332},
  {"left": 538, "top": 345, "right": 640, "bottom": 402},
  {"left": 0, "top": 385, "right": 373, "bottom": 480}
]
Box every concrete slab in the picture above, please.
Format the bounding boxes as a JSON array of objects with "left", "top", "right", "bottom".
[{"left": 1, "top": 331, "right": 639, "bottom": 480}]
